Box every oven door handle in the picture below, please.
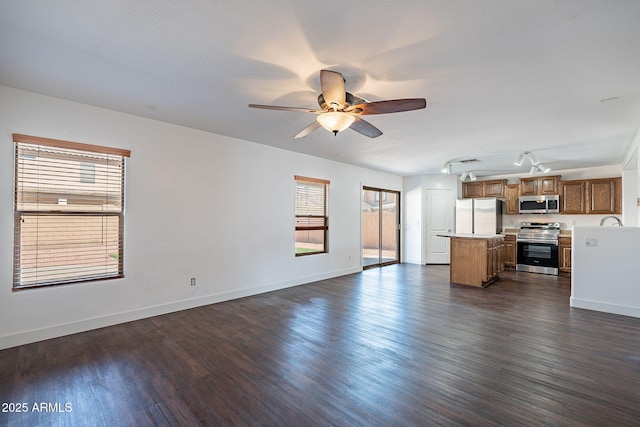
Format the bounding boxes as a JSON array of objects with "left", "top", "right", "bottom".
[{"left": 517, "top": 239, "right": 559, "bottom": 245}]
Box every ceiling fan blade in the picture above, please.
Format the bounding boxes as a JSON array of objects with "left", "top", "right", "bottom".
[
  {"left": 352, "top": 98, "right": 426, "bottom": 115},
  {"left": 320, "top": 70, "right": 346, "bottom": 109},
  {"left": 349, "top": 117, "right": 383, "bottom": 138},
  {"left": 249, "top": 104, "right": 323, "bottom": 114},
  {"left": 294, "top": 121, "right": 322, "bottom": 139}
]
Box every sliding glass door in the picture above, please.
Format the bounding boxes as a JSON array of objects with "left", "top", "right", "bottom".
[{"left": 362, "top": 187, "right": 400, "bottom": 268}]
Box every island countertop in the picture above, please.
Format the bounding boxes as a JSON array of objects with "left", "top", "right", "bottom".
[{"left": 437, "top": 233, "right": 504, "bottom": 239}]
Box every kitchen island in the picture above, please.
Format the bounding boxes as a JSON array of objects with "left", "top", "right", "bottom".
[{"left": 439, "top": 234, "right": 505, "bottom": 288}]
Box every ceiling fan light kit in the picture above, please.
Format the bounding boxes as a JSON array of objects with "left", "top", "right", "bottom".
[
  {"left": 316, "top": 112, "right": 355, "bottom": 135},
  {"left": 249, "top": 69, "right": 426, "bottom": 138}
]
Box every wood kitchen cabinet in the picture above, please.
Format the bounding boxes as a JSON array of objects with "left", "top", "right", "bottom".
[
  {"left": 503, "top": 234, "right": 516, "bottom": 269},
  {"left": 587, "top": 178, "right": 621, "bottom": 214},
  {"left": 449, "top": 235, "right": 504, "bottom": 287},
  {"left": 505, "top": 184, "right": 520, "bottom": 214},
  {"left": 520, "top": 175, "right": 560, "bottom": 196},
  {"left": 462, "top": 180, "right": 507, "bottom": 198},
  {"left": 486, "top": 237, "right": 503, "bottom": 282},
  {"left": 559, "top": 177, "right": 621, "bottom": 214},
  {"left": 483, "top": 180, "right": 507, "bottom": 197},
  {"left": 559, "top": 236, "right": 572, "bottom": 276},
  {"left": 560, "top": 181, "right": 586, "bottom": 214},
  {"left": 462, "top": 181, "right": 484, "bottom": 198}
]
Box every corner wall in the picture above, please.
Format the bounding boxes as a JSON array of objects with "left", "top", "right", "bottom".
[
  {"left": 0, "top": 86, "right": 402, "bottom": 349},
  {"left": 571, "top": 226, "right": 640, "bottom": 318}
]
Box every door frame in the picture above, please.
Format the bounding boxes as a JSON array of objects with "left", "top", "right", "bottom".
[{"left": 362, "top": 186, "right": 401, "bottom": 269}]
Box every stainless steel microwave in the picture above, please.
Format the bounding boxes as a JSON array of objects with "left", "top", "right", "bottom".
[{"left": 519, "top": 195, "right": 560, "bottom": 214}]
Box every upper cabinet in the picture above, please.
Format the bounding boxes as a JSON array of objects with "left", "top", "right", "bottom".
[
  {"left": 519, "top": 176, "right": 560, "bottom": 196},
  {"left": 483, "top": 180, "right": 507, "bottom": 197},
  {"left": 461, "top": 175, "right": 621, "bottom": 216},
  {"left": 462, "top": 181, "right": 484, "bottom": 198},
  {"left": 505, "top": 184, "right": 520, "bottom": 214},
  {"left": 560, "top": 177, "right": 621, "bottom": 214},
  {"left": 560, "top": 181, "right": 586, "bottom": 214},
  {"left": 462, "top": 180, "right": 506, "bottom": 198},
  {"left": 588, "top": 178, "right": 621, "bottom": 214}
]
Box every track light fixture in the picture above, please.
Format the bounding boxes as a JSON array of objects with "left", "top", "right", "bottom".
[
  {"left": 442, "top": 158, "right": 479, "bottom": 175},
  {"left": 529, "top": 163, "right": 550, "bottom": 174},
  {"left": 459, "top": 171, "right": 477, "bottom": 182},
  {"left": 515, "top": 151, "right": 550, "bottom": 174}
]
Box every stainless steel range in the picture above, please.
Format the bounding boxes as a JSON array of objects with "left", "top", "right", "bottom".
[{"left": 516, "top": 222, "right": 560, "bottom": 275}]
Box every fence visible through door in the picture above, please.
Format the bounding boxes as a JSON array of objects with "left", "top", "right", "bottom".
[{"left": 362, "top": 187, "right": 400, "bottom": 268}]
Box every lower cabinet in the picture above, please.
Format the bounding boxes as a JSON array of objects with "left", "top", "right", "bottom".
[
  {"left": 450, "top": 236, "right": 504, "bottom": 287},
  {"left": 504, "top": 234, "right": 516, "bottom": 269},
  {"left": 487, "top": 237, "right": 505, "bottom": 282},
  {"left": 559, "top": 236, "right": 572, "bottom": 275}
]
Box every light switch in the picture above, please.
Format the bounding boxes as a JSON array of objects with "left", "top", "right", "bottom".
[{"left": 585, "top": 237, "right": 598, "bottom": 247}]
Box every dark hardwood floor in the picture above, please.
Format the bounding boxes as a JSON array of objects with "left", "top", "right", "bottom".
[{"left": 1, "top": 265, "right": 639, "bottom": 426}]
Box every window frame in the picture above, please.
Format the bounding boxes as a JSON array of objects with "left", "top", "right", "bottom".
[
  {"left": 294, "top": 175, "right": 329, "bottom": 257},
  {"left": 12, "top": 133, "right": 131, "bottom": 290}
]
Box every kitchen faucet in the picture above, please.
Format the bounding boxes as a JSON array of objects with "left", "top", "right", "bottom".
[{"left": 599, "top": 215, "right": 623, "bottom": 226}]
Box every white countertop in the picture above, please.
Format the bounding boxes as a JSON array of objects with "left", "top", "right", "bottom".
[{"left": 437, "top": 233, "right": 504, "bottom": 239}]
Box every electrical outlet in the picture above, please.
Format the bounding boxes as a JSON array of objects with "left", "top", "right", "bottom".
[
  {"left": 190, "top": 277, "right": 196, "bottom": 286},
  {"left": 584, "top": 237, "right": 598, "bottom": 247}
]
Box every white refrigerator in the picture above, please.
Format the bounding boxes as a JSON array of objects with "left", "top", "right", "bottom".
[{"left": 455, "top": 198, "right": 503, "bottom": 234}]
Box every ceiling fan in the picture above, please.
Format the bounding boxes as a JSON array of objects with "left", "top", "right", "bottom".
[{"left": 249, "top": 69, "right": 427, "bottom": 139}]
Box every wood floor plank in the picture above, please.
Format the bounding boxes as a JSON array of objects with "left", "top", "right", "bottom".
[{"left": 1, "top": 264, "right": 639, "bottom": 426}]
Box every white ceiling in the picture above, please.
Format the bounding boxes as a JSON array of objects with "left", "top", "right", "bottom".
[{"left": 1, "top": 1, "right": 639, "bottom": 177}]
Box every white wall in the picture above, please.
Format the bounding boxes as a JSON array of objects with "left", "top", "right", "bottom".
[
  {"left": 402, "top": 175, "right": 422, "bottom": 264},
  {"left": 621, "top": 168, "right": 637, "bottom": 226},
  {"left": 571, "top": 226, "right": 640, "bottom": 318},
  {"left": 402, "top": 174, "right": 459, "bottom": 264},
  {"left": 0, "top": 86, "right": 402, "bottom": 349},
  {"left": 621, "top": 133, "right": 639, "bottom": 226}
]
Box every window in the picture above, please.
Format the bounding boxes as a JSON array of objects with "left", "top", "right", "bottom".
[
  {"left": 13, "top": 134, "right": 131, "bottom": 289},
  {"left": 294, "top": 175, "right": 329, "bottom": 256}
]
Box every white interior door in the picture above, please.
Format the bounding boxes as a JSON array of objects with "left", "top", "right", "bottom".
[{"left": 425, "top": 189, "right": 455, "bottom": 264}]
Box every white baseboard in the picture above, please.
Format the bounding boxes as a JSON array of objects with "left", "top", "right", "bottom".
[
  {"left": 0, "top": 266, "right": 362, "bottom": 350},
  {"left": 570, "top": 297, "right": 640, "bottom": 319}
]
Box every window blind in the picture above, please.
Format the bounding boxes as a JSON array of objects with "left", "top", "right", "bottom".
[
  {"left": 13, "top": 134, "right": 130, "bottom": 289},
  {"left": 294, "top": 175, "right": 329, "bottom": 256}
]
